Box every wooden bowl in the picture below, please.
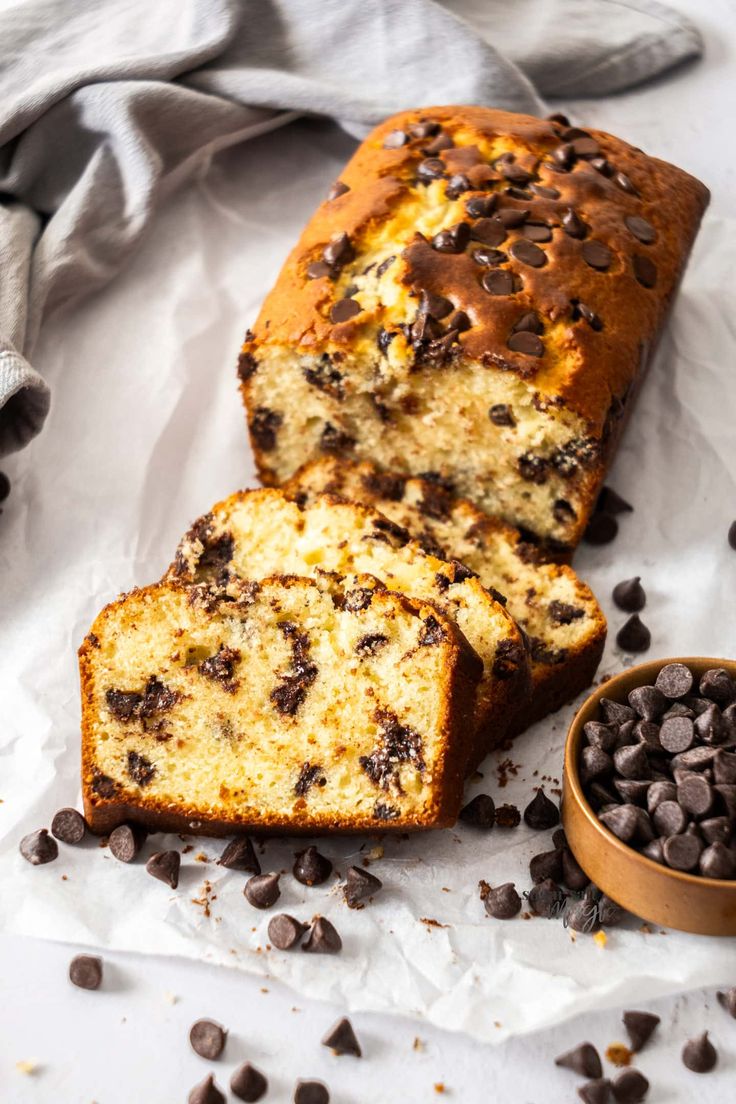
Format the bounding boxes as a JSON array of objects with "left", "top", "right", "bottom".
[{"left": 563, "top": 657, "right": 736, "bottom": 936}]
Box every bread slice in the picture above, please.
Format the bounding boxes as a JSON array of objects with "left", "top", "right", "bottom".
[
  {"left": 167, "top": 488, "right": 530, "bottom": 769},
  {"left": 80, "top": 572, "right": 483, "bottom": 836},
  {"left": 284, "top": 458, "right": 606, "bottom": 732}
]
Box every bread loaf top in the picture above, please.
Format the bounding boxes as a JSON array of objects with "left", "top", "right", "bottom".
[{"left": 241, "top": 105, "right": 708, "bottom": 436}]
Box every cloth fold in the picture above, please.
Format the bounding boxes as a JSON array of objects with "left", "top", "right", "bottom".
[{"left": 0, "top": 0, "right": 703, "bottom": 457}]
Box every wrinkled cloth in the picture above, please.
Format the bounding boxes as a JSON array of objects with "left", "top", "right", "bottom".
[{"left": 0, "top": 0, "right": 703, "bottom": 456}]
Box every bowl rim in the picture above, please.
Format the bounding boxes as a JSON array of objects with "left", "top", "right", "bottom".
[{"left": 565, "top": 655, "right": 736, "bottom": 892}]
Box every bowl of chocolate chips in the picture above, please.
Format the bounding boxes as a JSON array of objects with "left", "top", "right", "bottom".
[{"left": 563, "top": 658, "right": 736, "bottom": 935}]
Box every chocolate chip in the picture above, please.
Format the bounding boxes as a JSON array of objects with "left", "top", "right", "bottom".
[
  {"left": 322, "top": 232, "right": 354, "bottom": 269},
  {"left": 628, "top": 685, "right": 666, "bottom": 721},
  {"left": 146, "top": 850, "right": 180, "bottom": 888},
  {"left": 230, "top": 1062, "right": 268, "bottom": 1102},
  {"left": 700, "top": 815, "right": 731, "bottom": 843},
  {"left": 509, "top": 239, "right": 547, "bottom": 267},
  {"left": 268, "top": 913, "right": 307, "bottom": 951},
  {"left": 293, "top": 846, "right": 332, "bottom": 886},
  {"left": 700, "top": 668, "right": 735, "bottom": 704},
  {"left": 717, "top": 988, "right": 736, "bottom": 1018},
  {"left": 591, "top": 156, "right": 613, "bottom": 175},
  {"left": 343, "top": 865, "right": 383, "bottom": 909},
  {"left": 473, "top": 246, "right": 507, "bottom": 266},
  {"left": 482, "top": 881, "right": 521, "bottom": 919},
  {"left": 245, "top": 873, "right": 281, "bottom": 909},
  {"left": 0, "top": 471, "right": 10, "bottom": 502},
  {"left": 383, "top": 129, "right": 408, "bottom": 149},
  {"left": 601, "top": 700, "right": 637, "bottom": 726},
  {"left": 615, "top": 172, "right": 639, "bottom": 195},
  {"left": 700, "top": 841, "right": 736, "bottom": 878},
  {"left": 613, "top": 577, "right": 646, "bottom": 612},
  {"left": 652, "top": 800, "right": 688, "bottom": 836},
  {"left": 624, "top": 215, "right": 656, "bottom": 244},
  {"left": 642, "top": 838, "right": 664, "bottom": 863},
  {"left": 647, "top": 781, "right": 677, "bottom": 812},
  {"left": 495, "top": 803, "right": 521, "bottom": 828},
  {"left": 51, "top": 808, "right": 87, "bottom": 844},
  {"left": 581, "top": 746, "right": 614, "bottom": 784},
  {"left": 418, "top": 289, "right": 454, "bottom": 319},
  {"left": 584, "top": 513, "right": 618, "bottom": 545},
  {"left": 663, "top": 832, "right": 702, "bottom": 871},
  {"left": 512, "top": 310, "right": 543, "bottom": 335},
  {"left": 585, "top": 721, "right": 618, "bottom": 752},
  {"left": 249, "top": 407, "right": 282, "bottom": 452},
  {"left": 294, "top": 1080, "right": 330, "bottom": 1104},
  {"left": 613, "top": 743, "right": 650, "bottom": 779},
  {"left": 531, "top": 182, "right": 560, "bottom": 198},
  {"left": 69, "top": 954, "right": 103, "bottom": 990},
  {"left": 682, "top": 1031, "right": 717, "bottom": 1073},
  {"left": 303, "top": 916, "right": 342, "bottom": 954},
  {"left": 459, "top": 793, "right": 496, "bottom": 828},
  {"left": 616, "top": 615, "right": 651, "bottom": 653},
  {"left": 653, "top": 663, "right": 692, "bottom": 700},
  {"left": 127, "top": 750, "right": 156, "bottom": 787},
  {"left": 20, "top": 828, "right": 58, "bottom": 866},
  {"left": 633, "top": 255, "right": 657, "bottom": 288},
  {"left": 623, "top": 1010, "right": 660, "bottom": 1053},
  {"left": 508, "top": 331, "right": 544, "bottom": 357},
  {"left": 600, "top": 804, "right": 640, "bottom": 843},
  {"left": 678, "top": 773, "right": 713, "bottom": 817},
  {"left": 579, "top": 1078, "right": 612, "bottom": 1104},
  {"left": 496, "top": 208, "right": 529, "bottom": 228},
  {"left": 432, "top": 222, "right": 470, "bottom": 253},
  {"left": 613, "top": 777, "right": 649, "bottom": 807},
  {"left": 188, "top": 1074, "right": 226, "bottom": 1104},
  {"left": 729, "top": 521, "right": 736, "bottom": 550},
  {"left": 409, "top": 119, "right": 441, "bottom": 139},
  {"left": 582, "top": 241, "right": 613, "bottom": 271},
  {"left": 190, "top": 1019, "right": 227, "bottom": 1060},
  {"left": 562, "top": 208, "right": 587, "bottom": 239},
  {"left": 218, "top": 836, "right": 261, "bottom": 874},
  {"left": 612, "top": 1068, "right": 649, "bottom": 1103},
  {"left": 465, "top": 195, "right": 497, "bottom": 218},
  {"left": 446, "top": 173, "right": 471, "bottom": 198},
  {"left": 524, "top": 788, "right": 560, "bottom": 830},
  {"left": 330, "top": 297, "right": 362, "bottom": 323},
  {"left": 307, "top": 261, "right": 335, "bottom": 280},
  {"left": 109, "top": 823, "right": 146, "bottom": 863},
  {"left": 572, "top": 300, "right": 603, "bottom": 330},
  {"left": 327, "top": 180, "right": 349, "bottom": 200},
  {"left": 552, "top": 143, "right": 575, "bottom": 170},
  {"left": 530, "top": 848, "right": 564, "bottom": 884},
  {"left": 567, "top": 896, "right": 601, "bottom": 933},
  {"left": 528, "top": 877, "right": 566, "bottom": 918},
  {"left": 487, "top": 403, "right": 515, "bottom": 429},
  {"left": 660, "top": 716, "right": 694, "bottom": 754},
  {"left": 322, "top": 1017, "right": 361, "bottom": 1057},
  {"left": 482, "top": 269, "right": 514, "bottom": 295},
  {"left": 555, "top": 1043, "right": 603, "bottom": 1079},
  {"left": 522, "top": 222, "right": 552, "bottom": 243},
  {"left": 561, "top": 849, "right": 589, "bottom": 890}
]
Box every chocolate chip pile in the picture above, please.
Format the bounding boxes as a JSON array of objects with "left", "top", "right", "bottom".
[{"left": 582, "top": 663, "right": 736, "bottom": 877}]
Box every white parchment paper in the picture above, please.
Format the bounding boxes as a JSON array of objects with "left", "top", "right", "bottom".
[{"left": 0, "top": 116, "right": 734, "bottom": 1045}]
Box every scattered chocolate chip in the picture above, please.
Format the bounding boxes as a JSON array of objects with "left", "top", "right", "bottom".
[
  {"left": 613, "top": 577, "right": 646, "bottom": 613},
  {"left": 555, "top": 1042, "right": 603, "bottom": 1079},
  {"left": 531, "top": 182, "right": 561, "bottom": 199},
  {"left": 188, "top": 1074, "right": 226, "bottom": 1104},
  {"left": 69, "top": 954, "right": 103, "bottom": 990},
  {"left": 482, "top": 881, "right": 521, "bottom": 919},
  {"left": 20, "top": 828, "right": 58, "bottom": 866},
  {"left": 342, "top": 865, "right": 383, "bottom": 909},
  {"left": 51, "top": 808, "right": 87, "bottom": 845},
  {"left": 524, "top": 788, "right": 560, "bottom": 830},
  {"left": 267, "top": 914, "right": 306, "bottom": 952},
  {"left": 584, "top": 512, "right": 618, "bottom": 545},
  {"left": 561, "top": 849, "right": 590, "bottom": 890},
  {"left": 717, "top": 987, "right": 736, "bottom": 1018},
  {"left": 529, "top": 877, "right": 566, "bottom": 918},
  {"left": 682, "top": 1031, "right": 717, "bottom": 1073},
  {"left": 231, "top": 1062, "right": 268, "bottom": 1102},
  {"left": 509, "top": 239, "right": 547, "bottom": 268},
  {"left": 146, "top": 850, "right": 180, "bottom": 889},
  {"left": 432, "top": 222, "right": 470, "bottom": 253},
  {"left": 219, "top": 836, "right": 261, "bottom": 874},
  {"left": 616, "top": 615, "right": 651, "bottom": 653},
  {"left": 623, "top": 1010, "right": 660, "bottom": 1053},
  {"left": 612, "top": 1067, "right": 649, "bottom": 1102},
  {"left": 109, "top": 823, "right": 146, "bottom": 863},
  {"left": 569, "top": 135, "right": 599, "bottom": 158},
  {"left": 579, "top": 1078, "right": 612, "bottom": 1104},
  {"left": 652, "top": 799, "right": 687, "bottom": 837},
  {"left": 530, "top": 848, "right": 564, "bottom": 884},
  {"left": 303, "top": 917, "right": 342, "bottom": 954},
  {"left": 190, "top": 1019, "right": 227, "bottom": 1060},
  {"left": 322, "top": 1017, "right": 361, "bottom": 1057},
  {"left": 418, "top": 289, "right": 454, "bottom": 319},
  {"left": 678, "top": 773, "right": 713, "bottom": 816},
  {"left": 496, "top": 803, "right": 521, "bottom": 828},
  {"left": 245, "top": 873, "right": 281, "bottom": 909},
  {"left": 446, "top": 173, "right": 471, "bottom": 198},
  {"left": 567, "top": 896, "right": 601, "bottom": 933},
  {"left": 293, "top": 846, "right": 332, "bottom": 887},
  {"left": 294, "top": 1080, "right": 330, "bottom": 1104},
  {"left": 459, "top": 793, "right": 496, "bottom": 829},
  {"left": 482, "top": 269, "right": 514, "bottom": 295}
]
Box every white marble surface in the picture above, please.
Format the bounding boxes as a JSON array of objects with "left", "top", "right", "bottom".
[{"left": 1, "top": 0, "right": 735, "bottom": 1099}]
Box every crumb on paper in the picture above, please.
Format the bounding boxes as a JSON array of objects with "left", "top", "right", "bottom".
[
  {"left": 16, "top": 1060, "right": 38, "bottom": 1075},
  {"left": 434, "top": 1083, "right": 446, "bottom": 1094},
  {"left": 420, "top": 917, "right": 449, "bottom": 929},
  {"left": 195, "top": 851, "right": 208, "bottom": 863},
  {"left": 494, "top": 1020, "right": 502, "bottom": 1028},
  {"left": 191, "top": 879, "right": 214, "bottom": 917},
  {"left": 594, "top": 930, "right": 608, "bottom": 948},
  {"left": 260, "top": 987, "right": 269, "bottom": 994},
  {"left": 368, "top": 845, "right": 384, "bottom": 861},
  {"left": 639, "top": 923, "right": 652, "bottom": 935},
  {"left": 606, "top": 1043, "right": 632, "bottom": 1067},
  {"left": 182, "top": 844, "right": 194, "bottom": 854},
  {"left": 163, "top": 991, "right": 179, "bottom": 1005},
  {"left": 413, "top": 1036, "right": 424, "bottom": 1051},
  {"left": 496, "top": 757, "right": 521, "bottom": 787}
]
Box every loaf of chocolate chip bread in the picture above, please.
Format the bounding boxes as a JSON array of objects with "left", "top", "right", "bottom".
[
  {"left": 285, "top": 458, "right": 606, "bottom": 732},
  {"left": 80, "top": 573, "right": 482, "bottom": 835},
  {"left": 168, "top": 488, "right": 530, "bottom": 770},
  {"left": 239, "top": 106, "right": 708, "bottom": 548}
]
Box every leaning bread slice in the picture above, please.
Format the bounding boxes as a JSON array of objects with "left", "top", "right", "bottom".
[
  {"left": 284, "top": 458, "right": 606, "bottom": 732},
  {"left": 168, "top": 488, "right": 530, "bottom": 769},
  {"left": 80, "top": 573, "right": 483, "bottom": 836}
]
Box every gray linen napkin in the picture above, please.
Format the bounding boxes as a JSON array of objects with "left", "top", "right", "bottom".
[{"left": 0, "top": 0, "right": 703, "bottom": 456}]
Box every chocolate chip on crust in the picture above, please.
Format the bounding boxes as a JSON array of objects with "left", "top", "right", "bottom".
[
  {"left": 322, "top": 232, "right": 354, "bottom": 268},
  {"left": 581, "top": 241, "right": 613, "bottom": 271},
  {"left": 509, "top": 239, "right": 547, "bottom": 267}
]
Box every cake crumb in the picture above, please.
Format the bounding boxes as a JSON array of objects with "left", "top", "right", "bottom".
[
  {"left": 420, "top": 917, "right": 449, "bottom": 929},
  {"left": 368, "top": 845, "right": 384, "bottom": 861},
  {"left": 163, "top": 991, "right": 179, "bottom": 1005},
  {"left": 606, "top": 1043, "right": 632, "bottom": 1067},
  {"left": 593, "top": 930, "right": 608, "bottom": 948},
  {"left": 413, "top": 1036, "right": 424, "bottom": 1051},
  {"left": 434, "top": 1083, "right": 446, "bottom": 1094},
  {"left": 16, "top": 1060, "right": 38, "bottom": 1075}
]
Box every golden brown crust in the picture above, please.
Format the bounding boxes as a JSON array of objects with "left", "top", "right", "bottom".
[
  {"left": 241, "top": 104, "right": 708, "bottom": 434},
  {"left": 79, "top": 576, "right": 482, "bottom": 836}
]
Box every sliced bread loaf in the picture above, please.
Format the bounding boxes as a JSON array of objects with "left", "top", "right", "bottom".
[
  {"left": 168, "top": 488, "right": 530, "bottom": 768},
  {"left": 80, "top": 573, "right": 482, "bottom": 835},
  {"left": 285, "top": 458, "right": 606, "bottom": 731}
]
